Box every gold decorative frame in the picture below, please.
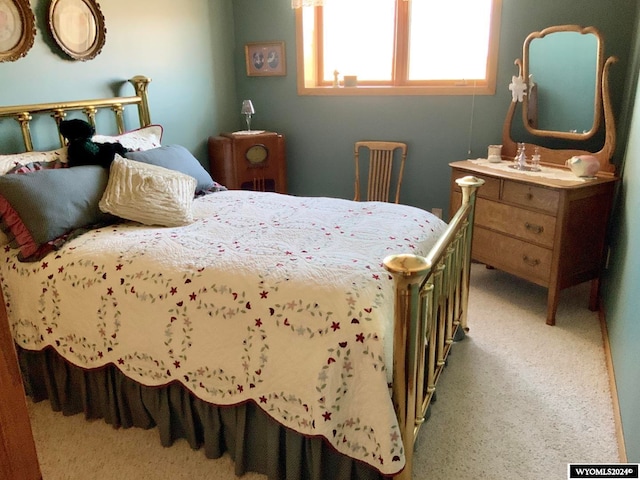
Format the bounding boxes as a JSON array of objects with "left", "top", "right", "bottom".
[
  {"left": 0, "top": 0, "right": 36, "bottom": 63},
  {"left": 48, "top": 0, "right": 105, "bottom": 61},
  {"left": 245, "top": 41, "right": 286, "bottom": 77}
]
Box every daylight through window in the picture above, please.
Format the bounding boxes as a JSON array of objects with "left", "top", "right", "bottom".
[{"left": 295, "top": 0, "right": 502, "bottom": 95}]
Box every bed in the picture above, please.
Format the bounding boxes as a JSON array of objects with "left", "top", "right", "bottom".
[{"left": 0, "top": 76, "right": 483, "bottom": 480}]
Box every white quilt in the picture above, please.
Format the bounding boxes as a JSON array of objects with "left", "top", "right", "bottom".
[{"left": 1, "top": 190, "right": 447, "bottom": 475}]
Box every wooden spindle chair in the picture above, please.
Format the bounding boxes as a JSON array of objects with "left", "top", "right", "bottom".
[{"left": 354, "top": 141, "right": 407, "bottom": 203}]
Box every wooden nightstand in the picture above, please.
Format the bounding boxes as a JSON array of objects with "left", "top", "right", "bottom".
[
  {"left": 208, "top": 131, "right": 286, "bottom": 193},
  {"left": 450, "top": 160, "right": 617, "bottom": 326}
]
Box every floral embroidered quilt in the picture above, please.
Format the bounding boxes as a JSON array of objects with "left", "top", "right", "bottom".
[{"left": 1, "top": 190, "right": 447, "bottom": 475}]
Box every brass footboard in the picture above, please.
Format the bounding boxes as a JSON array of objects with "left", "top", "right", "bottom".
[{"left": 384, "top": 176, "right": 484, "bottom": 479}]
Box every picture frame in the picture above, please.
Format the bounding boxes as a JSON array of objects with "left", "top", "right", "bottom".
[
  {"left": 48, "top": 0, "right": 106, "bottom": 61},
  {"left": 0, "top": 0, "right": 36, "bottom": 63},
  {"left": 245, "top": 41, "right": 286, "bottom": 77}
]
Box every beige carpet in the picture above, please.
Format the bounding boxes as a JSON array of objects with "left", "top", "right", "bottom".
[{"left": 27, "top": 263, "right": 619, "bottom": 479}]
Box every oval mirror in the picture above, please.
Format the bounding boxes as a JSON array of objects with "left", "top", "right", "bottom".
[{"left": 522, "top": 25, "right": 603, "bottom": 141}]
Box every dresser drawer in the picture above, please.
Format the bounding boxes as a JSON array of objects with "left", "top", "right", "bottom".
[
  {"left": 475, "top": 198, "right": 556, "bottom": 248},
  {"left": 502, "top": 180, "right": 560, "bottom": 214},
  {"left": 451, "top": 171, "right": 500, "bottom": 200},
  {"left": 472, "top": 227, "right": 552, "bottom": 286}
]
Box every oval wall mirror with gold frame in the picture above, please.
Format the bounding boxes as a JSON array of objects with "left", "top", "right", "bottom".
[
  {"left": 0, "top": 0, "right": 36, "bottom": 62},
  {"left": 48, "top": 0, "right": 105, "bottom": 61},
  {"left": 522, "top": 25, "right": 605, "bottom": 141}
]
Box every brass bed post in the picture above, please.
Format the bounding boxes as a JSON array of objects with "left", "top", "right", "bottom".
[
  {"left": 51, "top": 109, "right": 67, "bottom": 147},
  {"left": 128, "top": 75, "right": 152, "bottom": 126},
  {"left": 111, "top": 104, "right": 125, "bottom": 133},
  {"left": 447, "top": 240, "right": 460, "bottom": 344},
  {"left": 455, "top": 176, "right": 484, "bottom": 332},
  {"left": 383, "top": 254, "right": 432, "bottom": 480},
  {"left": 14, "top": 113, "right": 33, "bottom": 151},
  {"left": 384, "top": 175, "right": 482, "bottom": 480},
  {"left": 83, "top": 106, "right": 98, "bottom": 128}
]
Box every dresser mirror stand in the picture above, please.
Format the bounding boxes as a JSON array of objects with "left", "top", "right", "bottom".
[
  {"left": 502, "top": 25, "right": 618, "bottom": 172},
  {"left": 450, "top": 25, "right": 619, "bottom": 325}
]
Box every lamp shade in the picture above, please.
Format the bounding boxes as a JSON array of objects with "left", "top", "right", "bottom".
[{"left": 241, "top": 100, "right": 255, "bottom": 115}]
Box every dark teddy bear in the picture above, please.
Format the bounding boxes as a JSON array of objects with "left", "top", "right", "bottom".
[{"left": 60, "top": 119, "right": 129, "bottom": 168}]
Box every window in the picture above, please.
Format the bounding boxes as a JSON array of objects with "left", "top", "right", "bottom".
[{"left": 295, "top": 0, "right": 502, "bottom": 96}]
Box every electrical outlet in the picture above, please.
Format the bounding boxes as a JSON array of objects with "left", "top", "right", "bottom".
[{"left": 431, "top": 207, "right": 443, "bottom": 219}]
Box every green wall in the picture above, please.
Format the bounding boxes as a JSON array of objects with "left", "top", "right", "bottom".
[
  {"left": 232, "top": 0, "right": 637, "bottom": 215},
  {"left": 0, "top": 0, "right": 237, "bottom": 165},
  {"left": 607, "top": 82, "right": 640, "bottom": 462},
  {"left": 603, "top": 6, "right": 640, "bottom": 462}
]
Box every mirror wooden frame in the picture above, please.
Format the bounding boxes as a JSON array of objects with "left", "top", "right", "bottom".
[
  {"left": 522, "top": 25, "right": 606, "bottom": 141},
  {"left": 48, "top": 0, "right": 105, "bottom": 61},
  {"left": 0, "top": 0, "right": 36, "bottom": 63},
  {"left": 503, "top": 25, "right": 618, "bottom": 174}
]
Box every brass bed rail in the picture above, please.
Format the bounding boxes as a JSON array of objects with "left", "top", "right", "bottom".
[
  {"left": 0, "top": 75, "right": 151, "bottom": 152},
  {"left": 385, "top": 175, "right": 484, "bottom": 480}
]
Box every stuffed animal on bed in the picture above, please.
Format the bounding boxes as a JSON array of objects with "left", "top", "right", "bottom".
[{"left": 60, "top": 119, "right": 129, "bottom": 168}]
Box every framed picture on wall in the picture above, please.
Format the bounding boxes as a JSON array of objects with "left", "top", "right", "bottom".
[
  {"left": 0, "top": 0, "right": 36, "bottom": 62},
  {"left": 48, "top": 0, "right": 106, "bottom": 61},
  {"left": 245, "top": 41, "right": 286, "bottom": 77}
]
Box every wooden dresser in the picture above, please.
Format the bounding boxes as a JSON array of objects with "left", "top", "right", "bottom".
[{"left": 450, "top": 160, "right": 617, "bottom": 325}]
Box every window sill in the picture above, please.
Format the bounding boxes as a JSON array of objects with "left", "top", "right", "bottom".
[{"left": 296, "top": 84, "right": 496, "bottom": 96}]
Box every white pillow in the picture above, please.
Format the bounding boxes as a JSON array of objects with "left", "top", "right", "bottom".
[
  {"left": 0, "top": 147, "right": 68, "bottom": 175},
  {"left": 99, "top": 155, "right": 196, "bottom": 227},
  {"left": 92, "top": 125, "right": 163, "bottom": 152}
]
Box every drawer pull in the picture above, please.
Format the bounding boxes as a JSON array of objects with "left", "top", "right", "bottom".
[
  {"left": 522, "top": 255, "right": 540, "bottom": 267},
  {"left": 525, "top": 222, "right": 544, "bottom": 234},
  {"left": 526, "top": 193, "right": 534, "bottom": 200}
]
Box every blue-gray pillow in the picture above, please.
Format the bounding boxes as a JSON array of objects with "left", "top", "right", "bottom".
[
  {"left": 125, "top": 145, "right": 215, "bottom": 194},
  {"left": 0, "top": 166, "right": 114, "bottom": 261}
]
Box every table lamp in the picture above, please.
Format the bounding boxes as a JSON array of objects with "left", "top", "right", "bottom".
[{"left": 241, "top": 100, "right": 255, "bottom": 132}]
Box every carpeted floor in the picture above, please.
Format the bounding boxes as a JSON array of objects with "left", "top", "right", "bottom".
[{"left": 27, "top": 263, "right": 619, "bottom": 479}]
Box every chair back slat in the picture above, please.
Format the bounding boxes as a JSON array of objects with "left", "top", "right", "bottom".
[{"left": 354, "top": 141, "right": 407, "bottom": 203}]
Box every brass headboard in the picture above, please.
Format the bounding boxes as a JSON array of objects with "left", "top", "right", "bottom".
[{"left": 0, "top": 75, "right": 152, "bottom": 152}]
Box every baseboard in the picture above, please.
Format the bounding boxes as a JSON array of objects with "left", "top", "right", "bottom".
[{"left": 598, "top": 306, "right": 628, "bottom": 463}]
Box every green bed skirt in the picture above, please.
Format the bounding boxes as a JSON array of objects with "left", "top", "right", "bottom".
[{"left": 17, "top": 346, "right": 386, "bottom": 480}]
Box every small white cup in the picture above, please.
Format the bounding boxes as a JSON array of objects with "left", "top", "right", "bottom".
[
  {"left": 487, "top": 144, "right": 502, "bottom": 163},
  {"left": 343, "top": 75, "right": 358, "bottom": 87}
]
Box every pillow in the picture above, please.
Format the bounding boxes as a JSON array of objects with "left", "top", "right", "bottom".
[
  {"left": 0, "top": 147, "right": 68, "bottom": 175},
  {"left": 0, "top": 165, "right": 114, "bottom": 261},
  {"left": 124, "top": 144, "right": 215, "bottom": 193},
  {"left": 92, "top": 125, "right": 163, "bottom": 152},
  {"left": 0, "top": 154, "right": 69, "bottom": 246},
  {"left": 99, "top": 155, "right": 196, "bottom": 227}
]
